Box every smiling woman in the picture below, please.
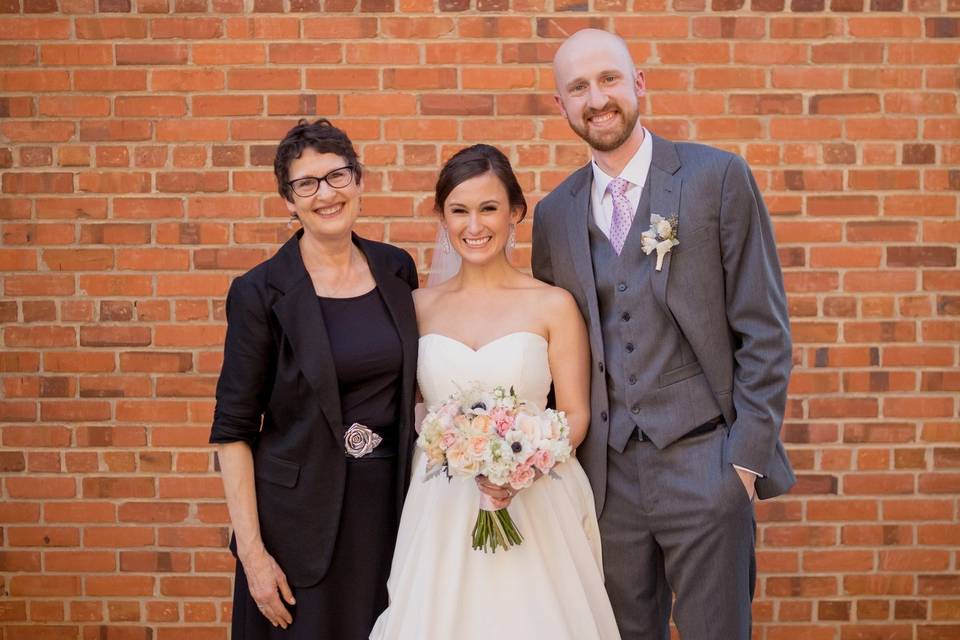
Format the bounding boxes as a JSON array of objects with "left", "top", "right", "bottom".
[{"left": 209, "top": 119, "right": 420, "bottom": 640}]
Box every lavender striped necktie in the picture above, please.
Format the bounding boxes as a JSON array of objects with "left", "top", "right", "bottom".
[{"left": 606, "top": 176, "right": 634, "bottom": 255}]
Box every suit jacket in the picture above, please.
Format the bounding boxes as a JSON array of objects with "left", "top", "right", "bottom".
[
  {"left": 532, "top": 133, "right": 795, "bottom": 514},
  {"left": 209, "top": 230, "right": 419, "bottom": 587}
]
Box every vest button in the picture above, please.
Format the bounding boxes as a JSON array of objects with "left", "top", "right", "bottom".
[
  {"left": 600, "top": 411, "right": 608, "bottom": 422},
  {"left": 598, "top": 362, "right": 604, "bottom": 373},
  {"left": 621, "top": 312, "right": 631, "bottom": 321},
  {"left": 617, "top": 282, "right": 627, "bottom": 292},
  {"left": 631, "top": 406, "right": 640, "bottom": 415},
  {"left": 629, "top": 374, "right": 637, "bottom": 385},
  {"left": 626, "top": 343, "right": 635, "bottom": 353}
]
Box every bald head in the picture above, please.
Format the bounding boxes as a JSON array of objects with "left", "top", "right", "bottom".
[
  {"left": 551, "top": 28, "right": 645, "bottom": 156},
  {"left": 552, "top": 29, "right": 635, "bottom": 90}
]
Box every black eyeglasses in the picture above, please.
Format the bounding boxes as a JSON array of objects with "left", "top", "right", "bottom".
[{"left": 287, "top": 165, "right": 356, "bottom": 198}]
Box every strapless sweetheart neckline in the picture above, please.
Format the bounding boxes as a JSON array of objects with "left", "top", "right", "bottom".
[{"left": 419, "top": 331, "right": 547, "bottom": 353}]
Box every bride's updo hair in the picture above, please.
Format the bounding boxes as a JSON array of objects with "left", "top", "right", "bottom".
[{"left": 434, "top": 144, "right": 528, "bottom": 222}]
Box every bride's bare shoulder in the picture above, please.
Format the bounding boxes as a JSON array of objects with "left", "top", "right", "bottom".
[{"left": 522, "top": 276, "right": 577, "bottom": 309}]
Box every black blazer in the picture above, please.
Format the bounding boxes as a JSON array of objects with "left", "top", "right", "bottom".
[{"left": 209, "top": 230, "right": 419, "bottom": 587}]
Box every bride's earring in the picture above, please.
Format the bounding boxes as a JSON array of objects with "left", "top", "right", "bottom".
[
  {"left": 507, "top": 224, "right": 516, "bottom": 251},
  {"left": 440, "top": 228, "right": 451, "bottom": 254}
]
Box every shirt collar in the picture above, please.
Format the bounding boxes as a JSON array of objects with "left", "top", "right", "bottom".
[{"left": 591, "top": 126, "right": 652, "bottom": 194}]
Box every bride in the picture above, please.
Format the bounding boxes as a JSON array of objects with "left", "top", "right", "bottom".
[{"left": 370, "top": 145, "right": 621, "bottom": 640}]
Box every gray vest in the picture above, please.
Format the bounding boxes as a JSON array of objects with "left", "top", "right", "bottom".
[{"left": 589, "top": 178, "right": 722, "bottom": 453}]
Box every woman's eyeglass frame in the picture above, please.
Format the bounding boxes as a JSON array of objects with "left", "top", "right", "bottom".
[{"left": 286, "top": 165, "right": 357, "bottom": 198}]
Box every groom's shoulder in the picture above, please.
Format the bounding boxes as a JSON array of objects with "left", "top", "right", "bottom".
[
  {"left": 670, "top": 138, "right": 744, "bottom": 178},
  {"left": 538, "top": 163, "right": 592, "bottom": 212}
]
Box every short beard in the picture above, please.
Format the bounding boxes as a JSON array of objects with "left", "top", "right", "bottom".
[{"left": 569, "top": 101, "right": 640, "bottom": 153}]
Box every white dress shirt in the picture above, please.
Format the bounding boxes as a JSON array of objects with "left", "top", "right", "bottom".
[{"left": 590, "top": 127, "right": 653, "bottom": 239}]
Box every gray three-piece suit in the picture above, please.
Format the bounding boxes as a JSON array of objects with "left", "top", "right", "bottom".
[{"left": 532, "top": 133, "right": 795, "bottom": 639}]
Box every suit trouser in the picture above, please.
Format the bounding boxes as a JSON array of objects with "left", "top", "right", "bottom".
[{"left": 599, "top": 426, "right": 756, "bottom": 640}]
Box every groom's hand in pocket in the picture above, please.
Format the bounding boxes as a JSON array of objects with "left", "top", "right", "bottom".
[{"left": 734, "top": 466, "right": 757, "bottom": 502}]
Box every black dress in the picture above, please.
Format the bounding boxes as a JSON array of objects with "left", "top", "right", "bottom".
[{"left": 232, "top": 287, "right": 403, "bottom": 639}]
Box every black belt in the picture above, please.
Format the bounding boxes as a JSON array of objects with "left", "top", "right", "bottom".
[{"left": 633, "top": 415, "right": 724, "bottom": 442}]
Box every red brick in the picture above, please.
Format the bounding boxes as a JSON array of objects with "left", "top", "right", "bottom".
[{"left": 8, "top": 576, "right": 81, "bottom": 597}]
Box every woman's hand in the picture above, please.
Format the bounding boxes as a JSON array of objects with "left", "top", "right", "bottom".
[
  {"left": 240, "top": 546, "right": 296, "bottom": 629},
  {"left": 475, "top": 475, "right": 516, "bottom": 509},
  {"left": 475, "top": 470, "right": 544, "bottom": 509}
]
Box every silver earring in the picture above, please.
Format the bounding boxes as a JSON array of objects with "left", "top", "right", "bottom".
[
  {"left": 440, "top": 229, "right": 451, "bottom": 254},
  {"left": 508, "top": 224, "right": 516, "bottom": 251},
  {"left": 287, "top": 213, "right": 299, "bottom": 230}
]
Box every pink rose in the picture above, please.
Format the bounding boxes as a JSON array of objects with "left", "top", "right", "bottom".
[
  {"left": 439, "top": 429, "right": 458, "bottom": 451},
  {"left": 471, "top": 415, "right": 493, "bottom": 435},
  {"left": 532, "top": 449, "right": 555, "bottom": 474},
  {"left": 516, "top": 413, "right": 542, "bottom": 445},
  {"left": 509, "top": 462, "right": 536, "bottom": 490},
  {"left": 469, "top": 436, "right": 488, "bottom": 458},
  {"left": 490, "top": 408, "right": 514, "bottom": 437}
]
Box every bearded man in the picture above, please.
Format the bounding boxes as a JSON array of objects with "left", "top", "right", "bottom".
[{"left": 532, "top": 29, "right": 795, "bottom": 640}]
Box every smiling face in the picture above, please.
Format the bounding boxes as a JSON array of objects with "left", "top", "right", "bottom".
[
  {"left": 440, "top": 170, "right": 522, "bottom": 267},
  {"left": 284, "top": 148, "right": 362, "bottom": 241},
  {"left": 553, "top": 29, "right": 645, "bottom": 153}
]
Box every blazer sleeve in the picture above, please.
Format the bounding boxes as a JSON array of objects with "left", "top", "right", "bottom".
[
  {"left": 718, "top": 154, "right": 793, "bottom": 476},
  {"left": 531, "top": 202, "right": 554, "bottom": 286},
  {"left": 209, "top": 276, "right": 275, "bottom": 445}
]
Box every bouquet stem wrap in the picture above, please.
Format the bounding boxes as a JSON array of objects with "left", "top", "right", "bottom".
[{"left": 474, "top": 494, "right": 523, "bottom": 552}]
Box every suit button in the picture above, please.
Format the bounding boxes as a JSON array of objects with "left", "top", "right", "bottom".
[
  {"left": 598, "top": 362, "right": 605, "bottom": 373},
  {"left": 626, "top": 343, "right": 635, "bottom": 353},
  {"left": 621, "top": 312, "right": 631, "bottom": 321},
  {"left": 601, "top": 411, "right": 608, "bottom": 422},
  {"left": 629, "top": 374, "right": 637, "bottom": 385},
  {"left": 617, "top": 282, "right": 627, "bottom": 292},
  {"left": 631, "top": 406, "right": 640, "bottom": 415}
]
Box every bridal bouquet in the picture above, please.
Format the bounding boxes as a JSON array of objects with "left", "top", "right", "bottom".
[{"left": 417, "top": 383, "right": 572, "bottom": 553}]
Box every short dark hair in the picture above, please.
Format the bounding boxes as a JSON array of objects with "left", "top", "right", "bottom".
[
  {"left": 434, "top": 144, "right": 527, "bottom": 223},
  {"left": 274, "top": 118, "right": 362, "bottom": 202}
]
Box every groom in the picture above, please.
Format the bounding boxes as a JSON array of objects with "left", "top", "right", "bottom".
[{"left": 532, "top": 29, "right": 795, "bottom": 639}]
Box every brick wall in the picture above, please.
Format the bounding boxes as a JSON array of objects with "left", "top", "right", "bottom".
[{"left": 1, "top": 4, "right": 959, "bottom": 639}]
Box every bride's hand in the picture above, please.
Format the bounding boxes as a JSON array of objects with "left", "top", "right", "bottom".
[{"left": 475, "top": 475, "right": 516, "bottom": 509}]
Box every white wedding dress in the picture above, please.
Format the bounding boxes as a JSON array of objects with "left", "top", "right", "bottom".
[{"left": 370, "top": 331, "right": 621, "bottom": 640}]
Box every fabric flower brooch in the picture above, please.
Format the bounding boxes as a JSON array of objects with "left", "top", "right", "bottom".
[{"left": 641, "top": 214, "right": 679, "bottom": 271}]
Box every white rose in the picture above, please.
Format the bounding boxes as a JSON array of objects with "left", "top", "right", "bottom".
[{"left": 656, "top": 219, "right": 672, "bottom": 238}]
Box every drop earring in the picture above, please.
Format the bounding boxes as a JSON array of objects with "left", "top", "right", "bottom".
[
  {"left": 440, "top": 228, "right": 451, "bottom": 254},
  {"left": 508, "top": 224, "right": 516, "bottom": 251}
]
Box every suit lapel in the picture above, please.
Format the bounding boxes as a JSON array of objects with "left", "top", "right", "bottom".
[
  {"left": 647, "top": 134, "right": 683, "bottom": 312},
  {"left": 564, "top": 164, "right": 605, "bottom": 356},
  {"left": 267, "top": 232, "right": 344, "bottom": 442}
]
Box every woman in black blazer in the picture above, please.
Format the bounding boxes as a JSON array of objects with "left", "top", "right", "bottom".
[{"left": 210, "top": 119, "right": 419, "bottom": 639}]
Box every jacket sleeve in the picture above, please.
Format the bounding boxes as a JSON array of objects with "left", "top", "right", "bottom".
[
  {"left": 209, "top": 276, "right": 275, "bottom": 445},
  {"left": 531, "top": 202, "right": 554, "bottom": 286},
  {"left": 718, "top": 154, "right": 793, "bottom": 476}
]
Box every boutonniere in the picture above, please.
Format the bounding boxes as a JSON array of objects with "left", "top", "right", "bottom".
[{"left": 641, "top": 214, "right": 679, "bottom": 272}]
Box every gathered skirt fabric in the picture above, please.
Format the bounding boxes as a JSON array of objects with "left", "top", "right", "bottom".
[
  {"left": 232, "top": 456, "right": 398, "bottom": 640},
  {"left": 369, "top": 449, "right": 621, "bottom": 640}
]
